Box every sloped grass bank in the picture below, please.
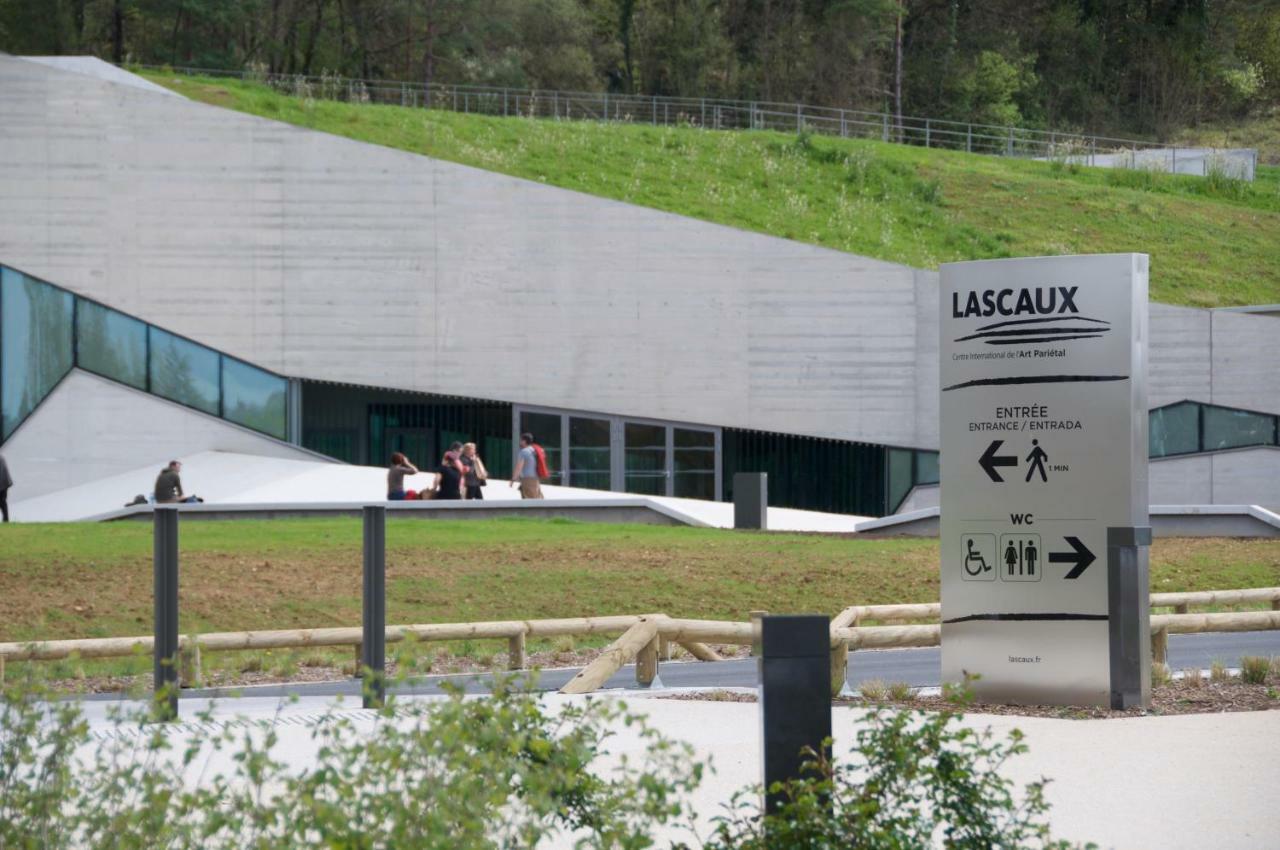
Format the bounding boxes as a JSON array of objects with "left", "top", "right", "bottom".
[{"left": 145, "top": 71, "right": 1280, "bottom": 307}]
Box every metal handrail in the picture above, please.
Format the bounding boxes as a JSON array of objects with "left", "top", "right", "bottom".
[{"left": 132, "top": 63, "right": 1243, "bottom": 166}]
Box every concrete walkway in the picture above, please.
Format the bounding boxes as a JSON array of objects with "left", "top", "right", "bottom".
[{"left": 74, "top": 691, "right": 1279, "bottom": 849}]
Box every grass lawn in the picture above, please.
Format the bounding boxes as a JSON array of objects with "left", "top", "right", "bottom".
[
  {"left": 142, "top": 71, "right": 1280, "bottom": 308},
  {"left": 1, "top": 518, "right": 1277, "bottom": 680}
]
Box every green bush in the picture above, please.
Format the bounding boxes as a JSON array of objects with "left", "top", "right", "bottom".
[
  {"left": 1240, "top": 655, "right": 1271, "bottom": 685},
  {"left": 1, "top": 672, "right": 702, "bottom": 849},
  {"left": 699, "top": 698, "right": 1086, "bottom": 850}
]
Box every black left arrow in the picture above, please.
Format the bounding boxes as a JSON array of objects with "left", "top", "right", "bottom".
[
  {"left": 1050, "top": 536, "right": 1095, "bottom": 579},
  {"left": 978, "top": 440, "right": 1019, "bottom": 482}
]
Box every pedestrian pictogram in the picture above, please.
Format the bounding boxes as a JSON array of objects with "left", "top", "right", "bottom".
[
  {"left": 999, "top": 533, "right": 1041, "bottom": 582},
  {"left": 1025, "top": 439, "right": 1049, "bottom": 482},
  {"left": 961, "top": 534, "right": 996, "bottom": 581}
]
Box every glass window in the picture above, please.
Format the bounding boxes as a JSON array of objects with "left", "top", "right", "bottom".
[
  {"left": 222, "top": 358, "right": 288, "bottom": 439},
  {"left": 569, "top": 416, "right": 611, "bottom": 490},
  {"left": 1203, "top": 405, "right": 1276, "bottom": 452},
  {"left": 148, "top": 327, "right": 220, "bottom": 415},
  {"left": 76, "top": 298, "right": 147, "bottom": 389},
  {"left": 519, "top": 411, "right": 562, "bottom": 484},
  {"left": 886, "top": 447, "right": 914, "bottom": 513},
  {"left": 1148, "top": 402, "right": 1200, "bottom": 457},
  {"left": 915, "top": 450, "right": 939, "bottom": 486},
  {"left": 2, "top": 268, "right": 74, "bottom": 438},
  {"left": 674, "top": 427, "right": 716, "bottom": 500},
  {"left": 625, "top": 422, "right": 668, "bottom": 496}
]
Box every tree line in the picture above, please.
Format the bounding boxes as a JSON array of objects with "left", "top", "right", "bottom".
[{"left": 3, "top": 1, "right": 1277, "bottom": 136}]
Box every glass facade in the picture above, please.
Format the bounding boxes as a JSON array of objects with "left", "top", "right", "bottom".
[
  {"left": 1149, "top": 400, "right": 1279, "bottom": 458},
  {"left": 674, "top": 427, "right": 716, "bottom": 500},
  {"left": 569, "top": 416, "right": 611, "bottom": 490},
  {"left": 148, "top": 327, "right": 221, "bottom": 415},
  {"left": 76, "top": 298, "right": 147, "bottom": 390},
  {"left": 624, "top": 422, "right": 667, "bottom": 495},
  {"left": 1, "top": 268, "right": 74, "bottom": 438},
  {"left": 222, "top": 357, "right": 288, "bottom": 440},
  {"left": 722, "top": 428, "right": 884, "bottom": 516},
  {"left": 0, "top": 263, "right": 291, "bottom": 443}
]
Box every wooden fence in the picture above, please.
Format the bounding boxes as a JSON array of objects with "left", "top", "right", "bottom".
[{"left": 1, "top": 588, "right": 1277, "bottom": 693}]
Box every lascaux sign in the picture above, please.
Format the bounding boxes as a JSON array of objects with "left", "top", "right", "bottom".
[
  {"left": 939, "top": 254, "right": 1149, "bottom": 708},
  {"left": 950, "top": 285, "right": 1080, "bottom": 318}
]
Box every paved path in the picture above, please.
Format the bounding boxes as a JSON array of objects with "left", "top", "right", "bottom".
[{"left": 138, "top": 629, "right": 1279, "bottom": 702}]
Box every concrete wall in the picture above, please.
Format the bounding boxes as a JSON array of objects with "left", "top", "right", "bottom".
[
  {"left": 0, "top": 56, "right": 930, "bottom": 449},
  {"left": 2, "top": 370, "right": 325, "bottom": 502},
  {"left": 1, "top": 56, "right": 1276, "bottom": 461},
  {"left": 1150, "top": 447, "right": 1280, "bottom": 510}
]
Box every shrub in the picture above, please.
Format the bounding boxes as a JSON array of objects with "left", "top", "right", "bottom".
[
  {"left": 1210, "top": 659, "right": 1230, "bottom": 683},
  {"left": 888, "top": 680, "right": 915, "bottom": 701},
  {"left": 1182, "top": 667, "right": 1204, "bottom": 688},
  {"left": 859, "top": 678, "right": 889, "bottom": 701},
  {"left": 1151, "top": 662, "right": 1171, "bottom": 687},
  {"left": 0, "top": 671, "right": 702, "bottom": 849},
  {"left": 1240, "top": 656, "right": 1271, "bottom": 685},
  {"left": 700, "top": 698, "right": 1083, "bottom": 849}
]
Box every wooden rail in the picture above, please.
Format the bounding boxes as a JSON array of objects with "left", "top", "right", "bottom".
[{"left": 1, "top": 587, "right": 1276, "bottom": 692}]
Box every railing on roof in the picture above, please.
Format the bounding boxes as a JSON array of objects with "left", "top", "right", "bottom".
[{"left": 131, "top": 63, "right": 1257, "bottom": 180}]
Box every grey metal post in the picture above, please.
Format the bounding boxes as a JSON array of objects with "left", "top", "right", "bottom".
[
  {"left": 924, "top": 119, "right": 930, "bottom": 147},
  {"left": 1108, "top": 526, "right": 1152, "bottom": 709},
  {"left": 759, "top": 615, "right": 831, "bottom": 816},
  {"left": 362, "top": 505, "right": 387, "bottom": 709},
  {"left": 153, "top": 507, "right": 180, "bottom": 721},
  {"left": 966, "top": 124, "right": 972, "bottom": 153},
  {"left": 733, "top": 472, "right": 767, "bottom": 530}
]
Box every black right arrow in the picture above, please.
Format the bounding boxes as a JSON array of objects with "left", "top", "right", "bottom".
[
  {"left": 1050, "top": 536, "right": 1096, "bottom": 579},
  {"left": 978, "top": 439, "right": 1019, "bottom": 482}
]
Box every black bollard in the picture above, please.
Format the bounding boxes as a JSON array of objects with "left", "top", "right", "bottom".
[
  {"left": 734, "top": 472, "right": 768, "bottom": 530},
  {"left": 153, "top": 507, "right": 180, "bottom": 721},
  {"left": 758, "top": 615, "right": 831, "bottom": 816},
  {"left": 362, "top": 505, "right": 387, "bottom": 709}
]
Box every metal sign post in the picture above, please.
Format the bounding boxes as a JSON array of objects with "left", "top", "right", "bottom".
[
  {"left": 362, "top": 505, "right": 387, "bottom": 709},
  {"left": 153, "top": 507, "right": 180, "bottom": 721},
  {"left": 939, "top": 254, "right": 1150, "bottom": 707}
]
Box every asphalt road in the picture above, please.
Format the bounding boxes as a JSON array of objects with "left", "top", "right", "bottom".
[{"left": 152, "top": 629, "right": 1280, "bottom": 702}]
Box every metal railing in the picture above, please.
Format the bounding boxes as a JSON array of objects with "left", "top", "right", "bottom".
[{"left": 133, "top": 64, "right": 1254, "bottom": 176}]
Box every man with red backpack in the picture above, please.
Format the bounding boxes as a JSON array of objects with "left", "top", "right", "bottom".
[{"left": 510, "top": 432, "right": 548, "bottom": 499}]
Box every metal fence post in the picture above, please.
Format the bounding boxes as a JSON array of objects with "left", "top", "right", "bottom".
[
  {"left": 362, "top": 505, "right": 387, "bottom": 709},
  {"left": 604, "top": 91, "right": 609, "bottom": 122},
  {"left": 1007, "top": 127, "right": 1014, "bottom": 156},
  {"left": 840, "top": 109, "right": 847, "bottom": 138},
  {"left": 882, "top": 113, "right": 888, "bottom": 142},
  {"left": 153, "top": 507, "right": 180, "bottom": 722},
  {"left": 924, "top": 119, "right": 930, "bottom": 148},
  {"left": 796, "top": 103, "right": 802, "bottom": 133},
  {"left": 700, "top": 97, "right": 706, "bottom": 127},
  {"left": 759, "top": 615, "right": 831, "bottom": 816},
  {"left": 966, "top": 124, "right": 972, "bottom": 153},
  {"left": 651, "top": 95, "right": 656, "bottom": 125}
]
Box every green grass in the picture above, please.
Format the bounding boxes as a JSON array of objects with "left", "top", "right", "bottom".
[
  {"left": 2, "top": 518, "right": 1277, "bottom": 680},
  {"left": 140, "top": 71, "right": 1280, "bottom": 308}
]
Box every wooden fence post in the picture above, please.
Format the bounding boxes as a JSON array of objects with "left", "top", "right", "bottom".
[
  {"left": 636, "top": 634, "right": 660, "bottom": 687},
  {"left": 1152, "top": 627, "right": 1168, "bottom": 665},
  {"left": 560, "top": 617, "right": 659, "bottom": 694},
  {"left": 508, "top": 632, "right": 526, "bottom": 671},
  {"left": 749, "top": 610, "right": 767, "bottom": 656}
]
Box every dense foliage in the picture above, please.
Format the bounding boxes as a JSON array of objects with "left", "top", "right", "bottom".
[
  {"left": 0, "top": 666, "right": 1082, "bottom": 849},
  {"left": 2, "top": 1, "right": 1277, "bottom": 137}
]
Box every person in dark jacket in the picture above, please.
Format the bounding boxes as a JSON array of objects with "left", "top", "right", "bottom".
[
  {"left": 0, "top": 452, "right": 12, "bottom": 522},
  {"left": 433, "top": 454, "right": 463, "bottom": 501},
  {"left": 155, "top": 460, "right": 202, "bottom": 504}
]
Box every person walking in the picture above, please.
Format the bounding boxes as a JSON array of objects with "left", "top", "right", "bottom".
[
  {"left": 510, "top": 432, "right": 545, "bottom": 499},
  {"left": 0, "top": 452, "right": 12, "bottom": 523},
  {"left": 386, "top": 452, "right": 419, "bottom": 501},
  {"left": 155, "top": 460, "right": 202, "bottom": 504},
  {"left": 461, "top": 442, "right": 488, "bottom": 500}
]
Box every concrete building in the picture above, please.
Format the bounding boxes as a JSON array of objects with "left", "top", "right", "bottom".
[{"left": 1, "top": 55, "right": 1277, "bottom": 520}]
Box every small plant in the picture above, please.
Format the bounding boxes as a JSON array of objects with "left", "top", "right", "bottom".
[
  {"left": 1240, "top": 656, "right": 1270, "bottom": 685},
  {"left": 859, "top": 679, "right": 889, "bottom": 701},
  {"left": 887, "top": 681, "right": 914, "bottom": 701},
  {"left": 1210, "top": 659, "right": 1230, "bottom": 683},
  {"left": 1182, "top": 667, "right": 1204, "bottom": 688},
  {"left": 1151, "top": 662, "right": 1171, "bottom": 686},
  {"left": 552, "top": 635, "right": 577, "bottom": 655},
  {"left": 239, "top": 655, "right": 264, "bottom": 674}
]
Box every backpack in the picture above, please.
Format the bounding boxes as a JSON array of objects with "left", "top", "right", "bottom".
[{"left": 533, "top": 444, "right": 550, "bottom": 480}]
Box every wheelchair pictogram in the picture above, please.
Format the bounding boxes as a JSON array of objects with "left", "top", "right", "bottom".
[{"left": 961, "top": 534, "right": 996, "bottom": 581}]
